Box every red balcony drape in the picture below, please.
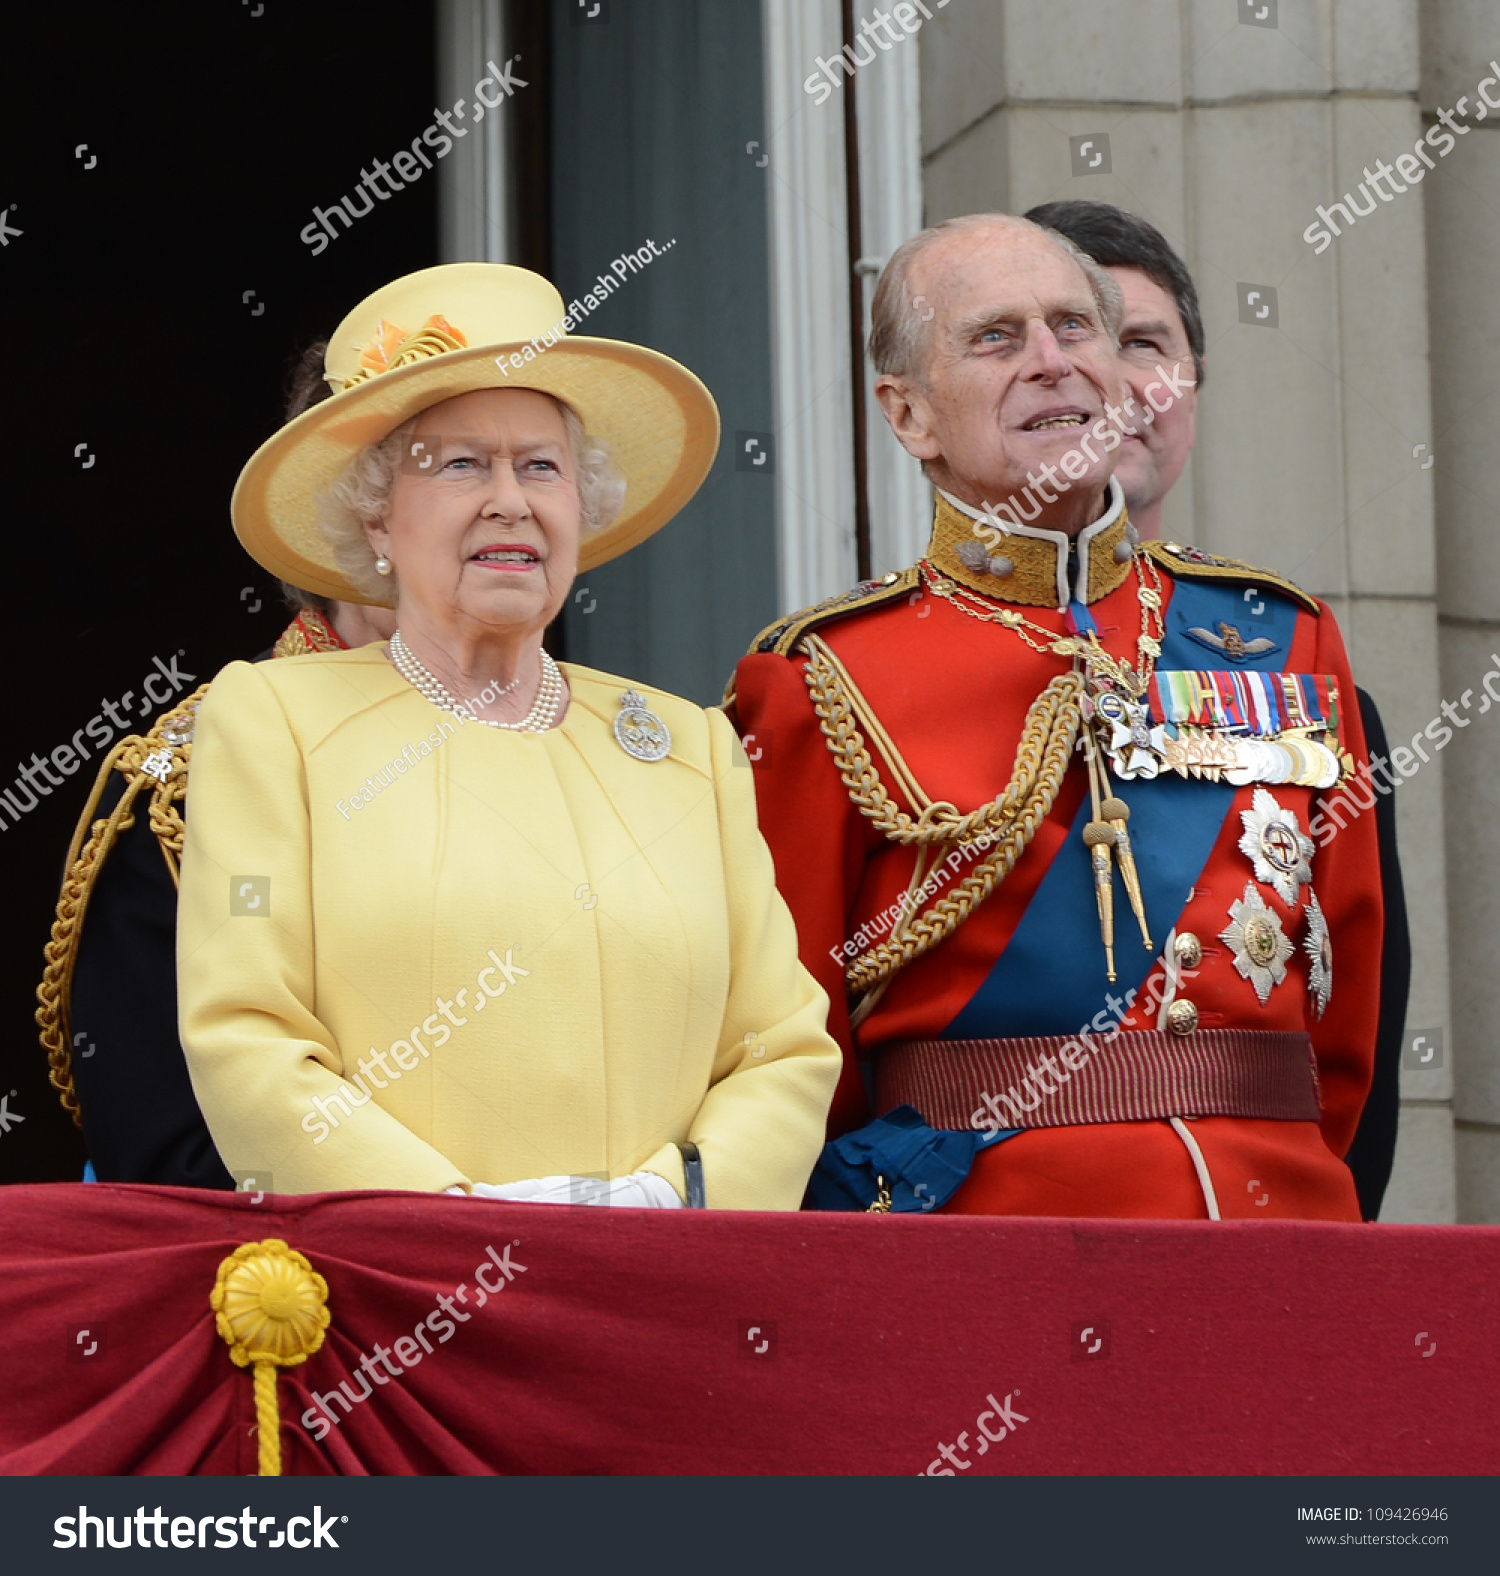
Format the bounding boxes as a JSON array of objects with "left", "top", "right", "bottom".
[{"left": 1, "top": 1184, "right": 1493, "bottom": 1475}]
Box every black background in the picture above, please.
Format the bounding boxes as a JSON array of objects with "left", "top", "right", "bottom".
[{"left": 0, "top": 1, "right": 442, "bottom": 1180}]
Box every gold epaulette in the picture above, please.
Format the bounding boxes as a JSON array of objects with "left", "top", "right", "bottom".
[
  {"left": 1144, "top": 540, "right": 1321, "bottom": 617},
  {"left": 273, "top": 608, "right": 347, "bottom": 657},
  {"left": 746, "top": 567, "right": 922, "bottom": 659},
  {"left": 35, "top": 683, "right": 211, "bottom": 1126}
]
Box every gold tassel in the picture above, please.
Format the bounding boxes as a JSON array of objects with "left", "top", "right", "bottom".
[
  {"left": 1100, "top": 795, "right": 1152, "bottom": 950},
  {"left": 1082, "top": 821, "right": 1118, "bottom": 981}
]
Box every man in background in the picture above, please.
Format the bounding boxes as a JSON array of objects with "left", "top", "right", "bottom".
[{"left": 1024, "top": 199, "right": 1201, "bottom": 541}]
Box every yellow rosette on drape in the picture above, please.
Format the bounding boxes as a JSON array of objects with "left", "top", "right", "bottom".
[{"left": 211, "top": 1239, "right": 331, "bottom": 1476}]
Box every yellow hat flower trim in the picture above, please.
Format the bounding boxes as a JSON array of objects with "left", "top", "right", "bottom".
[{"left": 337, "top": 313, "right": 469, "bottom": 391}]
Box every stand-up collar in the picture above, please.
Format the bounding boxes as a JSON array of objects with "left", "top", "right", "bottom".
[{"left": 927, "top": 477, "right": 1133, "bottom": 610}]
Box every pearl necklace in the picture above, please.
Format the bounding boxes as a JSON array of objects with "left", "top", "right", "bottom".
[{"left": 387, "top": 632, "right": 564, "bottom": 732}]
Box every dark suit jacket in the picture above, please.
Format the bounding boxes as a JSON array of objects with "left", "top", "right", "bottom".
[
  {"left": 69, "top": 769, "right": 233, "bottom": 1188},
  {"left": 1343, "top": 688, "right": 1409, "bottom": 1219}
]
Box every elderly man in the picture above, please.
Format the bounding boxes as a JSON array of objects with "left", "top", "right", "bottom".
[
  {"left": 1027, "top": 199, "right": 1408, "bottom": 1221},
  {"left": 726, "top": 213, "right": 1382, "bottom": 1220}
]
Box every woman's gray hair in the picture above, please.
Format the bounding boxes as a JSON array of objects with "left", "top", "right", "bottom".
[
  {"left": 869, "top": 212, "right": 1125, "bottom": 386},
  {"left": 318, "top": 400, "right": 626, "bottom": 606}
]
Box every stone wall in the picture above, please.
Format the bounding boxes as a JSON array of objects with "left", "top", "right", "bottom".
[{"left": 1421, "top": 0, "right": 1500, "bottom": 1221}]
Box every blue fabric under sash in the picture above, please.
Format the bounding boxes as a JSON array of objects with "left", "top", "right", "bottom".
[
  {"left": 942, "top": 577, "right": 1298, "bottom": 1039},
  {"left": 804, "top": 1105, "right": 1016, "bottom": 1212}
]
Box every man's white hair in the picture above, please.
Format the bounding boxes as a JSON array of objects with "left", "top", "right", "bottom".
[{"left": 869, "top": 212, "right": 1125, "bottom": 384}]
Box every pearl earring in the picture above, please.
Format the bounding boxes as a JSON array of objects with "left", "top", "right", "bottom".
[{"left": 374, "top": 555, "right": 392, "bottom": 576}]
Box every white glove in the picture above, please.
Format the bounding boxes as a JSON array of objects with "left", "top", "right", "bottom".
[{"left": 467, "top": 1172, "right": 682, "bottom": 1207}]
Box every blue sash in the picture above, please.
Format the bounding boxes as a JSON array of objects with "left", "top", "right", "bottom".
[{"left": 943, "top": 577, "right": 1297, "bottom": 1039}]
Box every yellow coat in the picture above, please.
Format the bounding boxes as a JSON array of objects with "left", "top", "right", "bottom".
[{"left": 177, "top": 648, "right": 840, "bottom": 1206}]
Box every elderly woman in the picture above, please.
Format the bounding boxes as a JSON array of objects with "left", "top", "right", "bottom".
[{"left": 177, "top": 263, "right": 840, "bottom": 1207}]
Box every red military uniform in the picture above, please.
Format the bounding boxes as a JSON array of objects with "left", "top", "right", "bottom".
[{"left": 726, "top": 487, "right": 1380, "bottom": 1220}]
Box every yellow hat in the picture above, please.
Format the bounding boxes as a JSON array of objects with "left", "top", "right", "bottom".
[{"left": 231, "top": 263, "right": 721, "bottom": 604}]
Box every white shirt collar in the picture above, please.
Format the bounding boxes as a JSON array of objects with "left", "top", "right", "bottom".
[{"left": 938, "top": 476, "right": 1127, "bottom": 610}]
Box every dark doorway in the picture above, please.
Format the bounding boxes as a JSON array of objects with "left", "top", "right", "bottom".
[{"left": 1, "top": 1, "right": 440, "bottom": 1181}]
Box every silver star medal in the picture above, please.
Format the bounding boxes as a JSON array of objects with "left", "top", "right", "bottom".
[
  {"left": 1092, "top": 690, "right": 1165, "bottom": 780},
  {"left": 1238, "top": 788, "right": 1314, "bottom": 907},
  {"left": 1220, "top": 882, "right": 1296, "bottom": 1005},
  {"left": 1303, "top": 887, "right": 1332, "bottom": 1020},
  {"left": 613, "top": 689, "right": 671, "bottom": 762}
]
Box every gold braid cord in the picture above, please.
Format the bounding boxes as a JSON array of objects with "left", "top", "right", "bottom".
[
  {"left": 212, "top": 1240, "right": 331, "bottom": 1475},
  {"left": 272, "top": 608, "right": 347, "bottom": 658},
  {"left": 35, "top": 684, "right": 210, "bottom": 1125},
  {"left": 801, "top": 634, "right": 1084, "bottom": 996}
]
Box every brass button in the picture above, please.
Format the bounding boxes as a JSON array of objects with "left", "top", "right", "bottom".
[
  {"left": 1166, "top": 998, "right": 1199, "bottom": 1036},
  {"left": 1173, "top": 932, "right": 1203, "bottom": 969}
]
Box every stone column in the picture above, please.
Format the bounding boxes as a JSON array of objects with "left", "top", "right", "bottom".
[
  {"left": 1420, "top": 0, "right": 1500, "bottom": 1221},
  {"left": 437, "top": 0, "right": 513, "bottom": 264}
]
